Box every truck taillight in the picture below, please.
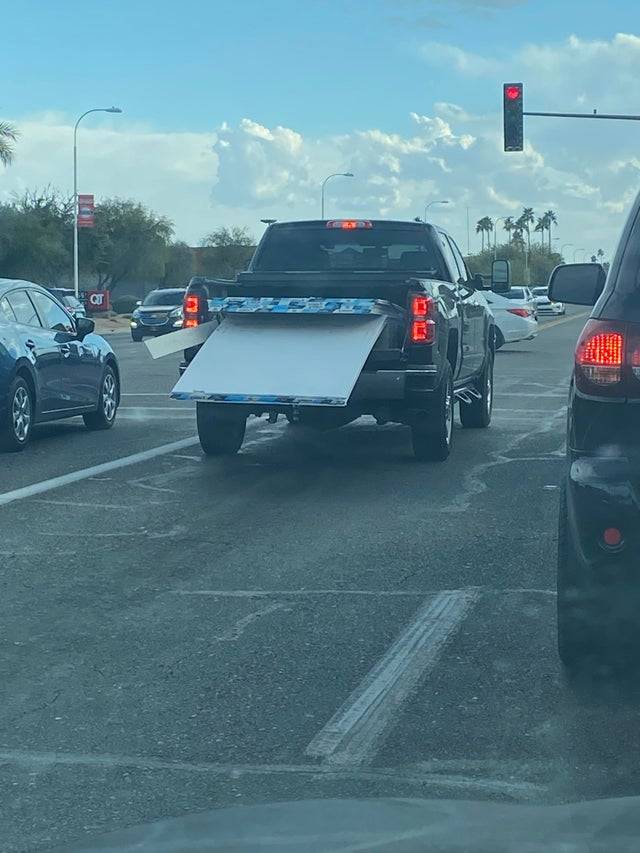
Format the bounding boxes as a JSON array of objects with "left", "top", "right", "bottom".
[
  {"left": 574, "top": 320, "right": 640, "bottom": 397},
  {"left": 184, "top": 293, "right": 204, "bottom": 328},
  {"left": 409, "top": 293, "right": 435, "bottom": 344}
]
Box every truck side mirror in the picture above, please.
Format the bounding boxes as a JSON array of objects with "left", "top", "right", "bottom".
[
  {"left": 491, "top": 259, "right": 511, "bottom": 293},
  {"left": 548, "top": 263, "right": 606, "bottom": 306}
]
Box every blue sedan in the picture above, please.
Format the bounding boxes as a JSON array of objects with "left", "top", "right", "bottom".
[{"left": 0, "top": 279, "right": 120, "bottom": 451}]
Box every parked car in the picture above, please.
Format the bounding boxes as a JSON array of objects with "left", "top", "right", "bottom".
[
  {"left": 0, "top": 278, "right": 120, "bottom": 451},
  {"left": 549, "top": 190, "right": 640, "bottom": 672},
  {"left": 532, "top": 285, "right": 565, "bottom": 315},
  {"left": 130, "top": 289, "right": 186, "bottom": 341},
  {"left": 44, "top": 287, "right": 88, "bottom": 319},
  {"left": 484, "top": 289, "right": 537, "bottom": 349}
]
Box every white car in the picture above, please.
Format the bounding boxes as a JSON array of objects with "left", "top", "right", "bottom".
[
  {"left": 484, "top": 290, "right": 538, "bottom": 349},
  {"left": 505, "top": 286, "right": 538, "bottom": 317},
  {"left": 531, "top": 286, "right": 566, "bottom": 315}
]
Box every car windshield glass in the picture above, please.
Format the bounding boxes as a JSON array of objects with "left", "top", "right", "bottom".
[
  {"left": 143, "top": 291, "right": 184, "bottom": 306},
  {"left": 253, "top": 226, "right": 446, "bottom": 277}
]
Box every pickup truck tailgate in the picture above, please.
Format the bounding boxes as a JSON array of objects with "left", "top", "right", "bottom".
[{"left": 171, "top": 297, "right": 401, "bottom": 407}]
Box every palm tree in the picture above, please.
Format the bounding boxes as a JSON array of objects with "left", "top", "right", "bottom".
[
  {"left": 597, "top": 248, "right": 605, "bottom": 262},
  {"left": 475, "top": 217, "right": 493, "bottom": 251},
  {"left": 544, "top": 209, "right": 557, "bottom": 251},
  {"left": 0, "top": 121, "right": 18, "bottom": 166},
  {"left": 534, "top": 216, "right": 547, "bottom": 247},
  {"left": 515, "top": 208, "right": 534, "bottom": 256},
  {"left": 503, "top": 216, "right": 515, "bottom": 242}
]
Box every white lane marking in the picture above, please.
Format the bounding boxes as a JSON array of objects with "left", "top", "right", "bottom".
[
  {"left": 32, "top": 499, "right": 131, "bottom": 510},
  {"left": 0, "top": 437, "right": 199, "bottom": 508},
  {"left": 214, "top": 602, "right": 289, "bottom": 641},
  {"left": 0, "top": 751, "right": 544, "bottom": 795},
  {"left": 170, "top": 587, "right": 551, "bottom": 598},
  {"left": 306, "top": 590, "right": 479, "bottom": 766},
  {"left": 121, "top": 393, "right": 176, "bottom": 397},
  {"left": 119, "top": 406, "right": 193, "bottom": 411},
  {"left": 536, "top": 310, "right": 589, "bottom": 332},
  {"left": 494, "top": 407, "right": 567, "bottom": 413},
  {"left": 494, "top": 392, "right": 567, "bottom": 398},
  {"left": 171, "top": 588, "right": 478, "bottom": 598}
]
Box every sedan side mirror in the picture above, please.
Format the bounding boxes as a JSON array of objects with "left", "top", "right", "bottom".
[
  {"left": 76, "top": 317, "right": 95, "bottom": 340},
  {"left": 548, "top": 263, "right": 606, "bottom": 306}
]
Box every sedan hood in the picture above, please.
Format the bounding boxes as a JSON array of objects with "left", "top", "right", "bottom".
[{"left": 54, "top": 795, "right": 640, "bottom": 852}]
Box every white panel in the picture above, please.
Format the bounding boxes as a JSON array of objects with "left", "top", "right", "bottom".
[
  {"left": 144, "top": 320, "right": 219, "bottom": 359},
  {"left": 171, "top": 314, "right": 386, "bottom": 406}
]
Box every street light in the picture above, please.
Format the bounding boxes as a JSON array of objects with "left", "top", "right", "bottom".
[
  {"left": 424, "top": 200, "right": 449, "bottom": 221},
  {"left": 73, "top": 106, "right": 123, "bottom": 297},
  {"left": 493, "top": 217, "right": 508, "bottom": 260},
  {"left": 560, "top": 242, "right": 573, "bottom": 261},
  {"left": 321, "top": 172, "right": 354, "bottom": 219},
  {"left": 573, "top": 248, "right": 586, "bottom": 263}
]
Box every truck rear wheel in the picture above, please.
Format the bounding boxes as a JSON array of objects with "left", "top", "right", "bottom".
[
  {"left": 411, "top": 363, "right": 453, "bottom": 462},
  {"left": 460, "top": 352, "right": 493, "bottom": 429},
  {"left": 197, "top": 404, "right": 246, "bottom": 456}
]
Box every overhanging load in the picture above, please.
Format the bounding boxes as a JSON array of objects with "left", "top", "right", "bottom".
[{"left": 171, "top": 313, "right": 387, "bottom": 407}]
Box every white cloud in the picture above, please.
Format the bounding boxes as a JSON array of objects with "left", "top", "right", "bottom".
[
  {"left": 420, "top": 42, "right": 501, "bottom": 76},
  {"left": 3, "top": 33, "right": 640, "bottom": 257}
]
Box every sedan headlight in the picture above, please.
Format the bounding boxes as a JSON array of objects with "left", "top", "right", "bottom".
[{"left": 168, "top": 307, "right": 183, "bottom": 319}]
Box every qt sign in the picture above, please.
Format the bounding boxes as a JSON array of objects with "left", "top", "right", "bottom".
[{"left": 85, "top": 290, "right": 110, "bottom": 312}]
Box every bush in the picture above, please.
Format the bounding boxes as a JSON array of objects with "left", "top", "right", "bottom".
[{"left": 111, "top": 294, "right": 139, "bottom": 314}]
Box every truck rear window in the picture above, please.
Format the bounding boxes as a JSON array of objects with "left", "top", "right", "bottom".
[{"left": 253, "top": 226, "right": 447, "bottom": 277}]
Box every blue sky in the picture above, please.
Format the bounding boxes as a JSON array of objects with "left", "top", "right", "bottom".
[
  {"left": 5, "top": 0, "right": 635, "bottom": 134},
  {"left": 3, "top": 1, "right": 640, "bottom": 253}
]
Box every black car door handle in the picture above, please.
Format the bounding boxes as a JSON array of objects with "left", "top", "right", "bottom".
[{"left": 25, "top": 339, "right": 36, "bottom": 350}]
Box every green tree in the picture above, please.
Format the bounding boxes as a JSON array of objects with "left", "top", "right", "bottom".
[
  {"left": 503, "top": 217, "right": 515, "bottom": 241},
  {"left": 0, "top": 121, "right": 18, "bottom": 167},
  {"left": 0, "top": 187, "right": 73, "bottom": 284},
  {"left": 199, "top": 226, "right": 255, "bottom": 278},
  {"left": 465, "top": 242, "right": 561, "bottom": 288},
  {"left": 544, "top": 209, "right": 558, "bottom": 251},
  {"left": 163, "top": 241, "right": 194, "bottom": 287},
  {"left": 517, "top": 207, "right": 535, "bottom": 255},
  {"left": 534, "top": 216, "right": 547, "bottom": 247},
  {"left": 83, "top": 199, "right": 174, "bottom": 290}
]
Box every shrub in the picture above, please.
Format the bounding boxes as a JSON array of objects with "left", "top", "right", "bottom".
[{"left": 111, "top": 294, "right": 139, "bottom": 314}]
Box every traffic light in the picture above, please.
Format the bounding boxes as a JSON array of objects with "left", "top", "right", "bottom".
[{"left": 503, "top": 83, "right": 523, "bottom": 151}]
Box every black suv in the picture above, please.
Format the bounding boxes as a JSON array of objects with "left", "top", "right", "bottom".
[{"left": 550, "top": 193, "right": 640, "bottom": 671}]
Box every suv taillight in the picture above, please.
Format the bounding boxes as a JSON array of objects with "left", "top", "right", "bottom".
[
  {"left": 575, "top": 319, "right": 640, "bottom": 397},
  {"left": 409, "top": 293, "right": 435, "bottom": 344}
]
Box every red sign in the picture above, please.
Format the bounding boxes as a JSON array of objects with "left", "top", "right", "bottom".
[
  {"left": 85, "top": 290, "right": 110, "bottom": 312},
  {"left": 77, "top": 193, "right": 95, "bottom": 228}
]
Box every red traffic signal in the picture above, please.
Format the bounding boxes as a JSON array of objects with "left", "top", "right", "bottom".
[{"left": 503, "top": 83, "right": 524, "bottom": 152}]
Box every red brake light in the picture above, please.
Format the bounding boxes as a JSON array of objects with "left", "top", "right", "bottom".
[
  {"left": 409, "top": 293, "right": 435, "bottom": 343},
  {"left": 505, "top": 85, "right": 521, "bottom": 101},
  {"left": 507, "top": 307, "right": 532, "bottom": 318},
  {"left": 326, "top": 220, "right": 373, "bottom": 229},
  {"left": 184, "top": 295, "right": 200, "bottom": 314}
]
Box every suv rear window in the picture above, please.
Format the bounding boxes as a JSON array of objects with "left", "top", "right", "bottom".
[{"left": 252, "top": 225, "right": 447, "bottom": 277}]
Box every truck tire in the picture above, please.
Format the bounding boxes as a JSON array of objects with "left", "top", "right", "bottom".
[
  {"left": 460, "top": 353, "right": 493, "bottom": 429},
  {"left": 411, "top": 363, "right": 453, "bottom": 462},
  {"left": 197, "top": 403, "right": 246, "bottom": 456}
]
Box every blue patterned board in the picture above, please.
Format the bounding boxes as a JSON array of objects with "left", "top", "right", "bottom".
[
  {"left": 171, "top": 391, "right": 347, "bottom": 406},
  {"left": 207, "top": 297, "right": 402, "bottom": 316}
]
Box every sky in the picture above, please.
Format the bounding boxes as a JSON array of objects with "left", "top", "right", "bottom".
[{"left": 2, "top": 0, "right": 640, "bottom": 259}]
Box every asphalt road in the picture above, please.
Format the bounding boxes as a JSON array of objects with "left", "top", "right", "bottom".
[{"left": 5, "top": 308, "right": 640, "bottom": 852}]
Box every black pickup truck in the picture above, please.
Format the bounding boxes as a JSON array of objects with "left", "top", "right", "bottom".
[{"left": 182, "top": 219, "right": 496, "bottom": 461}]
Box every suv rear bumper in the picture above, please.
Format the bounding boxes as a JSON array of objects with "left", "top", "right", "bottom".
[{"left": 567, "top": 454, "right": 640, "bottom": 578}]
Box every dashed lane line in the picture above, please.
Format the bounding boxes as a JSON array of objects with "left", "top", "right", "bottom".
[{"left": 306, "top": 589, "right": 479, "bottom": 766}]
